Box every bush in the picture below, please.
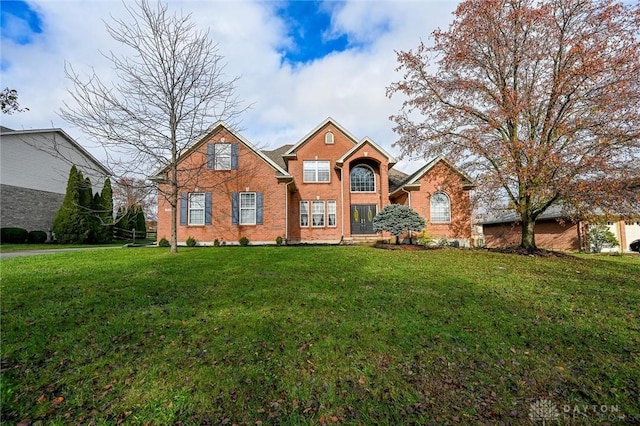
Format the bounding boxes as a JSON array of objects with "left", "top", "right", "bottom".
[
  {"left": 587, "top": 222, "right": 619, "bottom": 253},
  {"left": 417, "top": 230, "right": 435, "bottom": 247},
  {"left": 27, "top": 230, "right": 48, "bottom": 244},
  {"left": 186, "top": 236, "right": 197, "bottom": 247},
  {"left": 275, "top": 236, "right": 283, "bottom": 246},
  {"left": 239, "top": 236, "right": 249, "bottom": 247},
  {"left": 158, "top": 237, "right": 170, "bottom": 247},
  {"left": 1, "top": 227, "right": 28, "bottom": 244},
  {"left": 214, "top": 239, "right": 220, "bottom": 247}
]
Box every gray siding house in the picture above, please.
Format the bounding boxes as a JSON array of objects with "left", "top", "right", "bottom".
[{"left": 0, "top": 126, "right": 111, "bottom": 232}]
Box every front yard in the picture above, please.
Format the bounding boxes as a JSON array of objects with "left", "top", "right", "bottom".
[{"left": 1, "top": 247, "right": 638, "bottom": 424}]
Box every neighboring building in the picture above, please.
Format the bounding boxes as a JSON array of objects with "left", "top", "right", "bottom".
[
  {"left": 482, "top": 207, "right": 640, "bottom": 252},
  {"left": 154, "top": 118, "right": 473, "bottom": 245},
  {"left": 0, "top": 126, "right": 111, "bottom": 232}
]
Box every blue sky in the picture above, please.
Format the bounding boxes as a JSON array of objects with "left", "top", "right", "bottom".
[
  {"left": 0, "top": 0, "right": 460, "bottom": 172},
  {"left": 1, "top": 0, "right": 42, "bottom": 44},
  {"left": 275, "top": 1, "right": 350, "bottom": 64}
]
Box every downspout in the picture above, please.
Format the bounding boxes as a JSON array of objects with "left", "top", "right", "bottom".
[
  {"left": 336, "top": 164, "right": 345, "bottom": 241},
  {"left": 402, "top": 187, "right": 413, "bottom": 244},
  {"left": 285, "top": 179, "right": 294, "bottom": 244}
]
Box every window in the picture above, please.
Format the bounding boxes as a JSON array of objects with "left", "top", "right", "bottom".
[
  {"left": 430, "top": 192, "right": 451, "bottom": 223},
  {"left": 312, "top": 201, "right": 325, "bottom": 227},
  {"left": 327, "top": 200, "right": 337, "bottom": 227},
  {"left": 325, "top": 131, "right": 334, "bottom": 144},
  {"left": 207, "top": 143, "right": 238, "bottom": 170},
  {"left": 303, "top": 161, "right": 330, "bottom": 182},
  {"left": 350, "top": 165, "right": 375, "bottom": 192},
  {"left": 215, "top": 144, "right": 231, "bottom": 170},
  {"left": 239, "top": 192, "right": 256, "bottom": 225},
  {"left": 188, "top": 193, "right": 205, "bottom": 225},
  {"left": 300, "top": 201, "right": 309, "bottom": 227}
]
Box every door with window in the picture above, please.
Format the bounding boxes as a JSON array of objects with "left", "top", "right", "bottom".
[{"left": 351, "top": 204, "right": 376, "bottom": 235}]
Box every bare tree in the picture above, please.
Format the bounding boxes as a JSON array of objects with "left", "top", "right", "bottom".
[
  {"left": 113, "top": 177, "right": 157, "bottom": 221},
  {"left": 60, "top": 0, "right": 245, "bottom": 253},
  {"left": 387, "top": 0, "right": 640, "bottom": 250}
]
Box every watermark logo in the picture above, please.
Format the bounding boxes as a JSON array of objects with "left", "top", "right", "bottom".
[
  {"left": 529, "top": 399, "right": 560, "bottom": 425},
  {"left": 528, "top": 398, "right": 633, "bottom": 423}
]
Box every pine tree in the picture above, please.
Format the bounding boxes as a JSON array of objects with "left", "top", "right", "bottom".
[
  {"left": 99, "top": 178, "right": 114, "bottom": 243},
  {"left": 134, "top": 204, "right": 147, "bottom": 235},
  {"left": 53, "top": 166, "right": 87, "bottom": 243}
]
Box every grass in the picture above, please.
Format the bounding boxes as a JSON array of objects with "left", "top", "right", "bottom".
[{"left": 1, "top": 247, "right": 638, "bottom": 425}]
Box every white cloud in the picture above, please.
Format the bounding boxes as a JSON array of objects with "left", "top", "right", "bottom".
[{"left": 0, "top": 0, "right": 461, "bottom": 174}]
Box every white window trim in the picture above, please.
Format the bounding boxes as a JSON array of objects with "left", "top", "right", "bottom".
[
  {"left": 239, "top": 192, "right": 256, "bottom": 225},
  {"left": 300, "top": 201, "right": 309, "bottom": 227},
  {"left": 325, "top": 131, "right": 334, "bottom": 144},
  {"left": 327, "top": 200, "right": 337, "bottom": 228},
  {"left": 188, "top": 192, "right": 206, "bottom": 226},
  {"left": 430, "top": 192, "right": 451, "bottom": 223},
  {"left": 303, "top": 160, "right": 331, "bottom": 183},
  {"left": 311, "top": 200, "right": 325, "bottom": 228},
  {"left": 214, "top": 143, "right": 232, "bottom": 170},
  {"left": 350, "top": 164, "right": 376, "bottom": 193}
]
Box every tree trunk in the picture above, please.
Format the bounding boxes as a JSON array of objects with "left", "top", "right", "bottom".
[{"left": 520, "top": 218, "right": 536, "bottom": 250}]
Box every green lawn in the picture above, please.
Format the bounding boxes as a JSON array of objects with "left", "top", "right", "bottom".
[
  {"left": 1, "top": 247, "right": 638, "bottom": 424},
  {"left": 0, "top": 240, "right": 155, "bottom": 253}
]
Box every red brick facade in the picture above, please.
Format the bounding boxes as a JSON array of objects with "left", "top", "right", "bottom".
[{"left": 155, "top": 119, "right": 474, "bottom": 245}]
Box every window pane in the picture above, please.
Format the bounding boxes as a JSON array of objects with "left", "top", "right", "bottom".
[
  {"left": 327, "top": 200, "right": 336, "bottom": 227},
  {"left": 215, "top": 144, "right": 231, "bottom": 170},
  {"left": 239, "top": 192, "right": 256, "bottom": 225},
  {"left": 303, "top": 161, "right": 330, "bottom": 182},
  {"left": 312, "top": 201, "right": 325, "bottom": 227},
  {"left": 430, "top": 193, "right": 451, "bottom": 222},
  {"left": 188, "top": 193, "right": 205, "bottom": 225},
  {"left": 351, "top": 166, "right": 375, "bottom": 192},
  {"left": 300, "top": 201, "right": 309, "bottom": 227},
  {"left": 317, "top": 161, "right": 330, "bottom": 182}
]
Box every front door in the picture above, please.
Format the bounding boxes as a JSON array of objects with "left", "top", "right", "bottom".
[{"left": 351, "top": 204, "right": 377, "bottom": 235}]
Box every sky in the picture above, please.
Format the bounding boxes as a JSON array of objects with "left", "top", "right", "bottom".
[{"left": 0, "top": 0, "right": 461, "bottom": 174}]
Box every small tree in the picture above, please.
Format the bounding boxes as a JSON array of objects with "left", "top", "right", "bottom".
[
  {"left": 373, "top": 204, "right": 426, "bottom": 245},
  {"left": 98, "top": 178, "right": 114, "bottom": 243},
  {"left": 587, "top": 223, "right": 619, "bottom": 253}
]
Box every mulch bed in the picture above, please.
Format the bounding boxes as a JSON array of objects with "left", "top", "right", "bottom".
[{"left": 374, "top": 242, "right": 572, "bottom": 257}]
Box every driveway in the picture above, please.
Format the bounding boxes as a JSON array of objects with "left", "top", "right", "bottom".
[{"left": 0, "top": 246, "right": 124, "bottom": 259}]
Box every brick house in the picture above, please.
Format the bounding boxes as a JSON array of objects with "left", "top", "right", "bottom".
[{"left": 154, "top": 118, "right": 473, "bottom": 245}]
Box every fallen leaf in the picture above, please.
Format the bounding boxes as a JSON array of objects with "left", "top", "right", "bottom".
[
  {"left": 358, "top": 375, "right": 366, "bottom": 385},
  {"left": 52, "top": 396, "right": 64, "bottom": 406},
  {"left": 16, "top": 419, "right": 32, "bottom": 426},
  {"left": 556, "top": 366, "right": 565, "bottom": 372},
  {"left": 37, "top": 394, "right": 47, "bottom": 403}
]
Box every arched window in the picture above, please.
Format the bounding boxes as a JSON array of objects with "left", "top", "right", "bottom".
[
  {"left": 350, "top": 165, "right": 375, "bottom": 192},
  {"left": 325, "top": 131, "right": 334, "bottom": 144},
  {"left": 430, "top": 192, "right": 451, "bottom": 222}
]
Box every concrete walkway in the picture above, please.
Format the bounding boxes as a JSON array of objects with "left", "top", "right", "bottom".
[{"left": 0, "top": 245, "right": 126, "bottom": 259}]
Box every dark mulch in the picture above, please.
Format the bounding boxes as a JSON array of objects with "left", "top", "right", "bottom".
[
  {"left": 486, "top": 246, "right": 572, "bottom": 258},
  {"left": 373, "top": 242, "right": 435, "bottom": 251}
]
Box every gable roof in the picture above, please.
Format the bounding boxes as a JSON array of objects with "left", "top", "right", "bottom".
[
  {"left": 151, "top": 122, "right": 292, "bottom": 179},
  {"left": 335, "top": 137, "right": 397, "bottom": 167},
  {"left": 389, "top": 156, "right": 474, "bottom": 197},
  {"left": 283, "top": 117, "right": 359, "bottom": 158},
  {"left": 0, "top": 127, "right": 112, "bottom": 176}
]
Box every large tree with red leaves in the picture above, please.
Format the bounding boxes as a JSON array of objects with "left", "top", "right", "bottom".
[{"left": 388, "top": 0, "right": 640, "bottom": 249}]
